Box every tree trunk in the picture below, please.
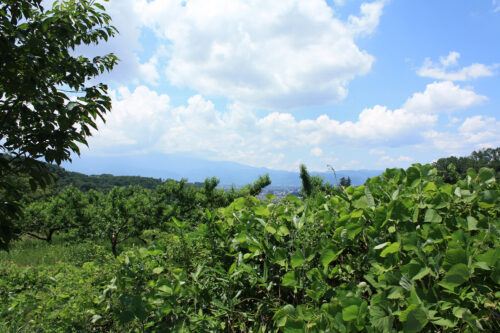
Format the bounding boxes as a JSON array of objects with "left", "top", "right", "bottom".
[
  {"left": 46, "top": 229, "right": 55, "bottom": 244},
  {"left": 110, "top": 232, "right": 119, "bottom": 257}
]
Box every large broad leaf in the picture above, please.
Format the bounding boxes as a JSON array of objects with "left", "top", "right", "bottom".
[
  {"left": 476, "top": 248, "right": 499, "bottom": 267},
  {"left": 389, "top": 200, "right": 411, "bottom": 221},
  {"left": 255, "top": 205, "right": 270, "bottom": 217},
  {"left": 278, "top": 225, "right": 290, "bottom": 236},
  {"left": 380, "top": 242, "right": 400, "bottom": 258},
  {"left": 406, "top": 167, "right": 422, "bottom": 187},
  {"left": 342, "top": 304, "right": 359, "bottom": 322},
  {"left": 443, "top": 245, "right": 467, "bottom": 271},
  {"left": 265, "top": 223, "right": 277, "bottom": 234},
  {"left": 479, "top": 190, "right": 498, "bottom": 205},
  {"left": 282, "top": 271, "right": 297, "bottom": 287},
  {"left": 369, "top": 304, "right": 394, "bottom": 332},
  {"left": 273, "top": 248, "right": 288, "bottom": 266},
  {"left": 424, "top": 209, "right": 442, "bottom": 223},
  {"left": 365, "top": 186, "right": 375, "bottom": 209},
  {"left": 400, "top": 304, "right": 428, "bottom": 333},
  {"left": 431, "top": 318, "right": 456, "bottom": 328},
  {"left": 291, "top": 250, "right": 305, "bottom": 268},
  {"left": 466, "top": 216, "right": 478, "bottom": 231},
  {"left": 478, "top": 167, "right": 495, "bottom": 184},
  {"left": 283, "top": 318, "right": 305, "bottom": 333},
  {"left": 412, "top": 267, "right": 431, "bottom": 281},
  {"left": 423, "top": 181, "right": 438, "bottom": 193},
  {"left": 439, "top": 264, "right": 469, "bottom": 290},
  {"left": 387, "top": 286, "right": 405, "bottom": 299},
  {"left": 353, "top": 196, "right": 369, "bottom": 209},
  {"left": 490, "top": 261, "right": 500, "bottom": 285},
  {"left": 320, "top": 248, "right": 342, "bottom": 267}
]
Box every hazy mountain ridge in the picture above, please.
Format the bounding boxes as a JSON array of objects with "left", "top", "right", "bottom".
[{"left": 62, "top": 153, "right": 382, "bottom": 186}]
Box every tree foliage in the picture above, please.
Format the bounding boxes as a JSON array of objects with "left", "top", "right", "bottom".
[
  {"left": 0, "top": 0, "right": 118, "bottom": 250},
  {"left": 433, "top": 147, "right": 499, "bottom": 183},
  {"left": 340, "top": 176, "right": 351, "bottom": 188}
]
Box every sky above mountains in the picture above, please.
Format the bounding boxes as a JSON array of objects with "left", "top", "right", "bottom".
[{"left": 70, "top": 0, "right": 499, "bottom": 172}]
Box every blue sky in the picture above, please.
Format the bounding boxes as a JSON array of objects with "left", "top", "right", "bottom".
[{"left": 74, "top": 0, "right": 500, "bottom": 171}]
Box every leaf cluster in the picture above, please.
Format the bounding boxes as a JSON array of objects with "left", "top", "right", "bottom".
[
  {"left": 93, "top": 164, "right": 499, "bottom": 331},
  {"left": 0, "top": 0, "right": 118, "bottom": 250}
]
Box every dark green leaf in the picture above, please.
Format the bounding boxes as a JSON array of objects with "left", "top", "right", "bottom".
[{"left": 439, "top": 264, "right": 469, "bottom": 290}]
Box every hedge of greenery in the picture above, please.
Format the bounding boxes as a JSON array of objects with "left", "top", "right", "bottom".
[{"left": 1, "top": 164, "right": 499, "bottom": 332}]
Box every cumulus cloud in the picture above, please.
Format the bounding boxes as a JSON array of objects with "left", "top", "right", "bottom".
[
  {"left": 348, "top": 1, "right": 385, "bottom": 36},
  {"left": 458, "top": 116, "right": 500, "bottom": 146},
  {"left": 417, "top": 52, "right": 498, "bottom": 81},
  {"left": 378, "top": 155, "right": 413, "bottom": 165},
  {"left": 85, "top": 80, "right": 492, "bottom": 170},
  {"left": 423, "top": 116, "right": 500, "bottom": 155},
  {"left": 310, "top": 147, "right": 324, "bottom": 157},
  {"left": 369, "top": 148, "right": 385, "bottom": 155},
  {"left": 133, "top": 0, "right": 384, "bottom": 109},
  {"left": 138, "top": 56, "right": 160, "bottom": 86},
  {"left": 90, "top": 86, "right": 171, "bottom": 150},
  {"left": 403, "top": 81, "right": 487, "bottom": 114}
]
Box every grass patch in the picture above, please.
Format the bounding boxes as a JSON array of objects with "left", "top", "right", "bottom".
[
  {"left": 0, "top": 235, "right": 112, "bottom": 267},
  {"left": 0, "top": 234, "right": 149, "bottom": 267}
]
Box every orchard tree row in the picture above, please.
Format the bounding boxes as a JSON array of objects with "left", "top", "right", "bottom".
[{"left": 12, "top": 174, "right": 271, "bottom": 256}]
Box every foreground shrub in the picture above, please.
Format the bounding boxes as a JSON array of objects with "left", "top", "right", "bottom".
[{"left": 96, "top": 165, "right": 499, "bottom": 332}]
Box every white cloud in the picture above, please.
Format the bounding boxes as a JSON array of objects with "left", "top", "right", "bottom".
[
  {"left": 458, "top": 116, "right": 500, "bottom": 146},
  {"left": 348, "top": 1, "right": 385, "bottom": 36},
  {"left": 310, "top": 147, "right": 323, "bottom": 157},
  {"left": 423, "top": 116, "right": 500, "bottom": 155},
  {"left": 398, "top": 155, "right": 413, "bottom": 162},
  {"left": 440, "top": 51, "right": 460, "bottom": 67},
  {"left": 134, "top": 0, "right": 385, "bottom": 109},
  {"left": 417, "top": 52, "right": 498, "bottom": 81},
  {"left": 339, "top": 160, "right": 360, "bottom": 170},
  {"left": 85, "top": 79, "right": 489, "bottom": 170},
  {"left": 403, "top": 81, "right": 487, "bottom": 114},
  {"left": 90, "top": 86, "right": 171, "bottom": 149},
  {"left": 369, "top": 148, "right": 385, "bottom": 155},
  {"left": 494, "top": 0, "right": 500, "bottom": 12},
  {"left": 138, "top": 56, "right": 160, "bottom": 86},
  {"left": 378, "top": 155, "right": 413, "bottom": 166}
]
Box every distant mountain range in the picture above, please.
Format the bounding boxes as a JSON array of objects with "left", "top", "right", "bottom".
[{"left": 62, "top": 153, "right": 382, "bottom": 187}]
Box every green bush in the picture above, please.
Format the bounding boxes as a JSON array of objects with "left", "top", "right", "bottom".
[
  {"left": 1, "top": 165, "right": 499, "bottom": 332},
  {"left": 95, "top": 165, "right": 499, "bottom": 332}
]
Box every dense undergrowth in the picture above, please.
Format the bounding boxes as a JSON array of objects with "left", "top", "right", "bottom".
[{"left": 1, "top": 164, "right": 499, "bottom": 332}]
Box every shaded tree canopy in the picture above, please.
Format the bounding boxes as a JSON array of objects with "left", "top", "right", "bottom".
[{"left": 0, "top": 0, "right": 118, "bottom": 250}]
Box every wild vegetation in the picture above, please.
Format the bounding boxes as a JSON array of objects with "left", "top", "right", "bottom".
[
  {"left": 1, "top": 1, "right": 499, "bottom": 332},
  {"left": 1, "top": 162, "right": 499, "bottom": 331}
]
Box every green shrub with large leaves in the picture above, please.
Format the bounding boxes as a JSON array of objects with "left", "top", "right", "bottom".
[
  {"left": 1, "top": 164, "right": 498, "bottom": 331},
  {"left": 96, "top": 164, "right": 499, "bottom": 332}
]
